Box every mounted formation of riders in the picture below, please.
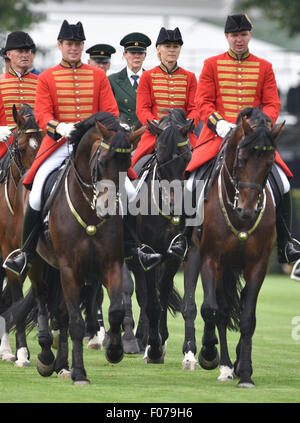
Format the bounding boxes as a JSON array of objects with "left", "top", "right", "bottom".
[{"left": 1, "top": 13, "right": 300, "bottom": 286}]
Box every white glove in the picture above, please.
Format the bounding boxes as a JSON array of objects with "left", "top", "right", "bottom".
[
  {"left": 0, "top": 126, "right": 12, "bottom": 142},
  {"left": 56, "top": 122, "right": 76, "bottom": 139},
  {"left": 216, "top": 120, "right": 236, "bottom": 138}
]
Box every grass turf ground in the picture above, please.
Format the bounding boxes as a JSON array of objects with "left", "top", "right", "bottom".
[{"left": 0, "top": 273, "right": 299, "bottom": 404}]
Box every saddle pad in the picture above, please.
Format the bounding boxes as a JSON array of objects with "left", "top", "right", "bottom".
[
  {"left": 267, "top": 164, "right": 285, "bottom": 208},
  {"left": 41, "top": 159, "right": 70, "bottom": 220}
]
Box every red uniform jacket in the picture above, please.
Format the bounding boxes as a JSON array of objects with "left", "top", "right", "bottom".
[
  {"left": 0, "top": 68, "right": 38, "bottom": 158},
  {"left": 23, "top": 60, "right": 119, "bottom": 187},
  {"left": 186, "top": 50, "right": 292, "bottom": 178},
  {"left": 129, "top": 63, "right": 200, "bottom": 179}
]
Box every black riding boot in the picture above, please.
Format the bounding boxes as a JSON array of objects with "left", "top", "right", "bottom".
[
  {"left": 123, "top": 213, "right": 162, "bottom": 271},
  {"left": 276, "top": 191, "right": 300, "bottom": 264},
  {"left": 4, "top": 204, "right": 41, "bottom": 276},
  {"left": 167, "top": 225, "right": 191, "bottom": 260}
]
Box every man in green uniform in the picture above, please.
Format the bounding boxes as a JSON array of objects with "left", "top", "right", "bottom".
[
  {"left": 86, "top": 43, "right": 116, "bottom": 74},
  {"left": 108, "top": 32, "right": 151, "bottom": 128}
]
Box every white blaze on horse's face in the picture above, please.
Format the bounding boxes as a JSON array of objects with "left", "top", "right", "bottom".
[{"left": 29, "top": 137, "right": 39, "bottom": 150}]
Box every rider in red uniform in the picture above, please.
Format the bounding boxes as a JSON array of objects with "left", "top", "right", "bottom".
[
  {"left": 186, "top": 14, "right": 300, "bottom": 264},
  {"left": 129, "top": 27, "right": 200, "bottom": 260}
]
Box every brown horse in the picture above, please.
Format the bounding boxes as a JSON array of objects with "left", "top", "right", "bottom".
[
  {"left": 0, "top": 104, "right": 43, "bottom": 365},
  {"left": 182, "top": 107, "right": 284, "bottom": 387},
  {"left": 16, "top": 111, "right": 144, "bottom": 384}
]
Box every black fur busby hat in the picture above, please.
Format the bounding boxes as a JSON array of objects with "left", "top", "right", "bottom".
[
  {"left": 86, "top": 44, "right": 116, "bottom": 62},
  {"left": 57, "top": 20, "right": 86, "bottom": 41},
  {"left": 120, "top": 33, "right": 151, "bottom": 53},
  {"left": 156, "top": 27, "right": 183, "bottom": 46},
  {"left": 4, "top": 31, "right": 35, "bottom": 53},
  {"left": 224, "top": 14, "right": 253, "bottom": 33}
]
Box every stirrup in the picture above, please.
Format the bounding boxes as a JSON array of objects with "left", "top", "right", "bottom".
[
  {"left": 291, "top": 258, "right": 300, "bottom": 282},
  {"left": 282, "top": 237, "right": 300, "bottom": 263},
  {"left": 3, "top": 249, "right": 28, "bottom": 276},
  {"left": 138, "top": 244, "right": 161, "bottom": 272},
  {"left": 167, "top": 234, "right": 188, "bottom": 260}
]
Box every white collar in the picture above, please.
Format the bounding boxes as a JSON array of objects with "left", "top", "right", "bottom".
[{"left": 127, "top": 66, "right": 143, "bottom": 82}]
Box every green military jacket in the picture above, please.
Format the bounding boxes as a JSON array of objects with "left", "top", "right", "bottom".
[{"left": 108, "top": 67, "right": 141, "bottom": 128}]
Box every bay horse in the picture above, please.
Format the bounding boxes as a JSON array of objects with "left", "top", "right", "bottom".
[
  {"left": 20, "top": 111, "right": 144, "bottom": 384},
  {"left": 182, "top": 107, "right": 284, "bottom": 387},
  {"left": 0, "top": 104, "right": 43, "bottom": 366},
  {"left": 132, "top": 108, "right": 194, "bottom": 363}
]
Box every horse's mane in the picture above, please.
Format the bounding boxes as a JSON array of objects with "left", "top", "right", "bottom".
[
  {"left": 236, "top": 107, "right": 275, "bottom": 152},
  {"left": 69, "top": 111, "right": 127, "bottom": 153}
]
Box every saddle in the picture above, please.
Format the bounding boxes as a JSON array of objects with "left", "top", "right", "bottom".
[{"left": 133, "top": 153, "right": 154, "bottom": 178}]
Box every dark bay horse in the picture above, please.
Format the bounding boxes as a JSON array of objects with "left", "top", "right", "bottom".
[
  {"left": 0, "top": 104, "right": 43, "bottom": 365},
  {"left": 182, "top": 107, "right": 284, "bottom": 387},
  {"left": 21, "top": 111, "right": 144, "bottom": 385},
  {"left": 132, "top": 108, "right": 194, "bottom": 363}
]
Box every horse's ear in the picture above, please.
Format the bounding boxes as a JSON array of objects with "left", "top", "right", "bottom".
[
  {"left": 242, "top": 117, "right": 253, "bottom": 136},
  {"left": 148, "top": 119, "right": 162, "bottom": 136},
  {"left": 12, "top": 104, "right": 18, "bottom": 124},
  {"left": 96, "top": 121, "right": 111, "bottom": 139},
  {"left": 180, "top": 119, "right": 194, "bottom": 137},
  {"left": 128, "top": 125, "right": 146, "bottom": 148},
  {"left": 271, "top": 121, "right": 285, "bottom": 140}
]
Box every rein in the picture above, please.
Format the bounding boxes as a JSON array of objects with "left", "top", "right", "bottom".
[
  {"left": 65, "top": 135, "right": 131, "bottom": 236},
  {"left": 151, "top": 162, "right": 181, "bottom": 226}
]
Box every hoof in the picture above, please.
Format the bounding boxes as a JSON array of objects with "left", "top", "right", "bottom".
[
  {"left": 198, "top": 347, "right": 219, "bottom": 370},
  {"left": 14, "top": 347, "right": 30, "bottom": 368},
  {"left": 1, "top": 351, "right": 15, "bottom": 362},
  {"left": 182, "top": 351, "right": 198, "bottom": 371},
  {"left": 238, "top": 381, "right": 255, "bottom": 389},
  {"left": 37, "top": 358, "right": 54, "bottom": 377},
  {"left": 57, "top": 368, "right": 71, "bottom": 379},
  {"left": 143, "top": 345, "right": 165, "bottom": 364},
  {"left": 218, "top": 365, "right": 234, "bottom": 381},
  {"left": 73, "top": 379, "right": 90, "bottom": 386},
  {"left": 122, "top": 337, "right": 140, "bottom": 354},
  {"left": 105, "top": 332, "right": 124, "bottom": 364}
]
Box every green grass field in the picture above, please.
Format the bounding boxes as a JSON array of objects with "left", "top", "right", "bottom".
[{"left": 0, "top": 272, "right": 299, "bottom": 404}]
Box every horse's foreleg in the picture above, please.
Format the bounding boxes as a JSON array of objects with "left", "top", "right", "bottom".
[
  {"left": 158, "top": 257, "right": 181, "bottom": 362},
  {"left": 133, "top": 262, "right": 148, "bottom": 353},
  {"left": 236, "top": 275, "right": 263, "bottom": 388},
  {"left": 199, "top": 258, "right": 220, "bottom": 370},
  {"left": 53, "top": 302, "right": 70, "bottom": 379},
  {"left": 182, "top": 246, "right": 200, "bottom": 370},
  {"left": 105, "top": 262, "right": 124, "bottom": 364},
  {"left": 144, "top": 267, "right": 163, "bottom": 364},
  {"left": 60, "top": 266, "right": 88, "bottom": 385},
  {"left": 121, "top": 263, "right": 140, "bottom": 354}
]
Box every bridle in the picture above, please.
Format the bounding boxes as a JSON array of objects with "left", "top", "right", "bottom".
[
  {"left": 65, "top": 135, "right": 131, "bottom": 236},
  {"left": 150, "top": 125, "right": 191, "bottom": 225},
  {"left": 218, "top": 135, "right": 275, "bottom": 241},
  {"left": 4, "top": 114, "right": 43, "bottom": 216}
]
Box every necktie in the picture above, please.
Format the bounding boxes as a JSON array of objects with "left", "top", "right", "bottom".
[{"left": 131, "top": 74, "right": 139, "bottom": 90}]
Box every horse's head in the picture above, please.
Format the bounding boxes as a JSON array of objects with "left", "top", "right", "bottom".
[
  {"left": 147, "top": 109, "right": 193, "bottom": 214},
  {"left": 12, "top": 104, "right": 43, "bottom": 171},
  {"left": 70, "top": 111, "right": 145, "bottom": 218},
  {"left": 225, "top": 107, "right": 284, "bottom": 221},
  {"left": 148, "top": 108, "right": 193, "bottom": 180}
]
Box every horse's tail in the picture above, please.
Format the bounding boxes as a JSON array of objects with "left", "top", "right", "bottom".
[
  {"left": 167, "top": 285, "right": 183, "bottom": 317},
  {"left": 2, "top": 264, "right": 64, "bottom": 332},
  {"left": 2, "top": 286, "right": 36, "bottom": 332},
  {"left": 222, "top": 268, "right": 243, "bottom": 331}
]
